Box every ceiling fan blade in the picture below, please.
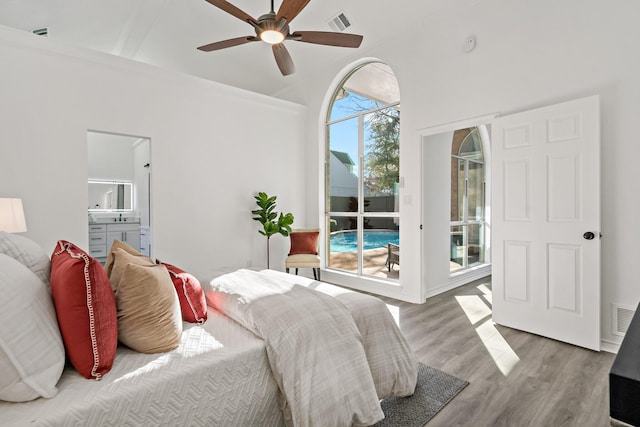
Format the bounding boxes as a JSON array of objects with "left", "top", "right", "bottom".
[
  {"left": 275, "top": 0, "right": 310, "bottom": 24},
  {"left": 272, "top": 43, "right": 295, "bottom": 76},
  {"left": 291, "top": 31, "right": 363, "bottom": 48},
  {"left": 204, "top": 0, "right": 258, "bottom": 25},
  {"left": 197, "top": 36, "right": 258, "bottom": 52}
]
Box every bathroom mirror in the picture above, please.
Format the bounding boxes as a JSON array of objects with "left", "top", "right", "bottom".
[{"left": 88, "top": 180, "right": 133, "bottom": 211}]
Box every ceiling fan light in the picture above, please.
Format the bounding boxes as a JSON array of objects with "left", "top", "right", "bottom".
[{"left": 260, "top": 30, "right": 285, "bottom": 44}]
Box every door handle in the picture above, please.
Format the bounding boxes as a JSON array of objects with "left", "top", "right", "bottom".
[{"left": 583, "top": 231, "right": 595, "bottom": 240}]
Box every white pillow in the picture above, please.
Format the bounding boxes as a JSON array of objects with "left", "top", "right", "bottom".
[
  {"left": 0, "top": 231, "right": 51, "bottom": 285},
  {"left": 0, "top": 253, "right": 65, "bottom": 402}
]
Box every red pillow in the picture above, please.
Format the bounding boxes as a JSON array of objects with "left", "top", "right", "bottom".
[
  {"left": 288, "top": 231, "right": 319, "bottom": 255},
  {"left": 156, "top": 260, "right": 207, "bottom": 324},
  {"left": 50, "top": 241, "right": 117, "bottom": 380}
]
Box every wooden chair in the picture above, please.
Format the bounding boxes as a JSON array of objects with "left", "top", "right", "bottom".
[{"left": 285, "top": 228, "right": 320, "bottom": 280}]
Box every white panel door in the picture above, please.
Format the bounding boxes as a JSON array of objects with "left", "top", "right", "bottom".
[{"left": 492, "top": 96, "right": 600, "bottom": 350}]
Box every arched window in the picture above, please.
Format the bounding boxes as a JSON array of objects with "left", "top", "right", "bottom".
[
  {"left": 325, "top": 62, "right": 401, "bottom": 280},
  {"left": 450, "top": 127, "right": 486, "bottom": 271},
  {"left": 459, "top": 128, "right": 483, "bottom": 159}
]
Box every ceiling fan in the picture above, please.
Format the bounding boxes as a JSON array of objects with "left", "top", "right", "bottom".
[{"left": 197, "top": 0, "right": 364, "bottom": 76}]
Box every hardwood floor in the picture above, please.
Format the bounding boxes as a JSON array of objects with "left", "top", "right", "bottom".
[{"left": 381, "top": 276, "right": 615, "bottom": 427}]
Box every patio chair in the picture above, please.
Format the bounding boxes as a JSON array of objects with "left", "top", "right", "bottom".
[
  {"left": 285, "top": 228, "right": 320, "bottom": 280},
  {"left": 386, "top": 243, "right": 400, "bottom": 271}
]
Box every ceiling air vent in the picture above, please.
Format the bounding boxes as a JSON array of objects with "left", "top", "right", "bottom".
[
  {"left": 328, "top": 12, "right": 351, "bottom": 32},
  {"left": 32, "top": 28, "right": 48, "bottom": 37}
]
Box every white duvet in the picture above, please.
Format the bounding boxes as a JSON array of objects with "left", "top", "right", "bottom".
[{"left": 208, "top": 269, "right": 418, "bottom": 427}]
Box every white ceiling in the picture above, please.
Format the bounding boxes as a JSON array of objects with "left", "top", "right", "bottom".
[{"left": 0, "top": 0, "right": 460, "bottom": 98}]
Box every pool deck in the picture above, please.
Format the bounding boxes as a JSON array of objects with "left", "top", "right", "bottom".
[
  {"left": 328, "top": 247, "right": 399, "bottom": 280},
  {"left": 328, "top": 247, "right": 463, "bottom": 279}
]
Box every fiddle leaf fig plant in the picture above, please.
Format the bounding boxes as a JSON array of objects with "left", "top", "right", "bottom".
[{"left": 251, "top": 192, "right": 294, "bottom": 269}]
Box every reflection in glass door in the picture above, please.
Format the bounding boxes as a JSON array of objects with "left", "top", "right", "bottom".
[{"left": 450, "top": 127, "right": 485, "bottom": 272}]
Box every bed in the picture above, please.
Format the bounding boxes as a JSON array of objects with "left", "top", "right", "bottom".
[
  {"left": 0, "top": 306, "right": 284, "bottom": 426},
  {"left": 1, "top": 259, "right": 417, "bottom": 427}
]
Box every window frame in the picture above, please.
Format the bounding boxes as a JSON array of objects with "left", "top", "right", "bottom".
[
  {"left": 324, "top": 63, "right": 400, "bottom": 280},
  {"left": 450, "top": 128, "right": 486, "bottom": 271}
]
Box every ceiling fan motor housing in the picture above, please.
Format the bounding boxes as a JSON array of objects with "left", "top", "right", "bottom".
[{"left": 256, "top": 12, "right": 289, "bottom": 37}]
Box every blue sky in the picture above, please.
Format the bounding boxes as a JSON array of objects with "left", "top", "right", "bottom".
[{"left": 328, "top": 91, "right": 379, "bottom": 176}]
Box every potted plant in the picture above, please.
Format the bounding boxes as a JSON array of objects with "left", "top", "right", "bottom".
[{"left": 251, "top": 192, "right": 294, "bottom": 269}]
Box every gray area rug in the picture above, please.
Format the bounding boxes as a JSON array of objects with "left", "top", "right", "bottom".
[{"left": 374, "top": 363, "right": 469, "bottom": 426}]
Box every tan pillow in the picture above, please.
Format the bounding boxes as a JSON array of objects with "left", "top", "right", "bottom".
[
  {"left": 109, "top": 248, "right": 154, "bottom": 292},
  {"left": 105, "top": 239, "right": 151, "bottom": 279},
  {"left": 116, "top": 263, "right": 182, "bottom": 354}
]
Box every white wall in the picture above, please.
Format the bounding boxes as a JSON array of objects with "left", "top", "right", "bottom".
[
  {"left": 421, "top": 131, "right": 454, "bottom": 296},
  {"left": 87, "top": 132, "right": 136, "bottom": 181},
  {"left": 0, "top": 25, "right": 307, "bottom": 277},
  {"left": 279, "top": 0, "right": 640, "bottom": 348}
]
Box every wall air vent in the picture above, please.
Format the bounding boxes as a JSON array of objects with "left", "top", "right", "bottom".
[
  {"left": 613, "top": 304, "right": 636, "bottom": 337},
  {"left": 328, "top": 12, "right": 351, "bottom": 32},
  {"left": 32, "top": 28, "right": 48, "bottom": 37}
]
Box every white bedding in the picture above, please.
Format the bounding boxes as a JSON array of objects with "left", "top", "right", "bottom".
[
  {"left": 208, "top": 269, "right": 418, "bottom": 427},
  {"left": 0, "top": 307, "right": 283, "bottom": 427}
]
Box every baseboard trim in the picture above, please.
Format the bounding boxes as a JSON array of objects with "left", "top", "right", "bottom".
[
  {"left": 424, "top": 281, "right": 468, "bottom": 299},
  {"left": 601, "top": 339, "right": 621, "bottom": 354},
  {"left": 449, "top": 264, "right": 492, "bottom": 287},
  {"left": 424, "top": 266, "right": 492, "bottom": 299}
]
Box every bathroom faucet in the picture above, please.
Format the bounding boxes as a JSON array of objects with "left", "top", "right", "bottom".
[{"left": 119, "top": 213, "right": 122, "bottom": 222}]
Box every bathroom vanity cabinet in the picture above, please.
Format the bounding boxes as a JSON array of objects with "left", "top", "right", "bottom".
[{"left": 89, "top": 222, "right": 141, "bottom": 261}]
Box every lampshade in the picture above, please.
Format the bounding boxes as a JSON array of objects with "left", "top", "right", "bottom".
[{"left": 0, "top": 198, "right": 27, "bottom": 233}]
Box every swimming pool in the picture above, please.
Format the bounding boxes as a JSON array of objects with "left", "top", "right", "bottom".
[{"left": 330, "top": 230, "right": 399, "bottom": 253}]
